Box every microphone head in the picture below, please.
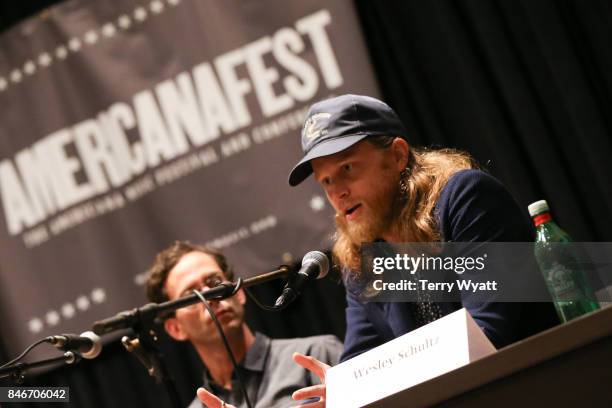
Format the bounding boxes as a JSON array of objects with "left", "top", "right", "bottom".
[
  {"left": 80, "top": 331, "right": 102, "bottom": 359},
  {"left": 302, "top": 251, "right": 329, "bottom": 279}
]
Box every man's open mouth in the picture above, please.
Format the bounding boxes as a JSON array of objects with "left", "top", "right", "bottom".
[{"left": 345, "top": 204, "right": 362, "bottom": 216}]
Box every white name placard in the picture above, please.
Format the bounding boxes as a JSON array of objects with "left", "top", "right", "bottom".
[{"left": 327, "top": 308, "right": 496, "bottom": 407}]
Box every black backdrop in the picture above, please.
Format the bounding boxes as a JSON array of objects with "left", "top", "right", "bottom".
[{"left": 1, "top": 1, "right": 611, "bottom": 407}]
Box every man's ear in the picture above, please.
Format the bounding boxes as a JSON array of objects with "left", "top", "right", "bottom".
[
  {"left": 391, "top": 137, "right": 410, "bottom": 170},
  {"left": 164, "top": 317, "right": 189, "bottom": 341}
]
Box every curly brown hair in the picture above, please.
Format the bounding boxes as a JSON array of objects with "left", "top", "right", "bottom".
[{"left": 145, "top": 240, "right": 234, "bottom": 304}]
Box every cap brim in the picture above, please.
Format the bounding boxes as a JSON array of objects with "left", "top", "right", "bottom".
[{"left": 288, "top": 134, "right": 369, "bottom": 186}]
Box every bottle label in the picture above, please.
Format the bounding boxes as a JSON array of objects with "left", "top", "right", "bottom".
[
  {"left": 546, "top": 262, "right": 583, "bottom": 300},
  {"left": 533, "top": 213, "right": 552, "bottom": 227}
]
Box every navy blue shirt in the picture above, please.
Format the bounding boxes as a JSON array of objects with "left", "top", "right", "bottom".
[{"left": 341, "top": 169, "right": 558, "bottom": 361}]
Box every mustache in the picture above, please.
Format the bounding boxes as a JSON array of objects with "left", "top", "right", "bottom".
[{"left": 334, "top": 186, "right": 404, "bottom": 246}]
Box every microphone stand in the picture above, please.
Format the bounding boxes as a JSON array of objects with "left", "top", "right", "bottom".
[
  {"left": 0, "top": 352, "right": 80, "bottom": 384},
  {"left": 91, "top": 266, "right": 290, "bottom": 408}
]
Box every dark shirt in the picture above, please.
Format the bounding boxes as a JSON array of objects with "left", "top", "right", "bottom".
[
  {"left": 341, "top": 169, "right": 559, "bottom": 361},
  {"left": 189, "top": 332, "right": 343, "bottom": 408}
]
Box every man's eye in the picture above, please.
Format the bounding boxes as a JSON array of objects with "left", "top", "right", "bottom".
[
  {"left": 343, "top": 163, "right": 353, "bottom": 172},
  {"left": 205, "top": 276, "right": 222, "bottom": 287}
]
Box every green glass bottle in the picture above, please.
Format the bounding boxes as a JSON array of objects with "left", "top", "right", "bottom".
[{"left": 528, "top": 200, "right": 599, "bottom": 322}]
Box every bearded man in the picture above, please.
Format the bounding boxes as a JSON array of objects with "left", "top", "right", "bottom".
[{"left": 286, "top": 94, "right": 559, "bottom": 407}]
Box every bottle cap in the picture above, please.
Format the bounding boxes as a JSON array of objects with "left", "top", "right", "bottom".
[{"left": 528, "top": 200, "right": 549, "bottom": 216}]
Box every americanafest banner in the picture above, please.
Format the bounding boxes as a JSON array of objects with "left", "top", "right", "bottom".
[{"left": 0, "top": 0, "right": 380, "bottom": 359}]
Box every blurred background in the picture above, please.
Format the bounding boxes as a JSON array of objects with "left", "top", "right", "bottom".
[{"left": 0, "top": 0, "right": 610, "bottom": 406}]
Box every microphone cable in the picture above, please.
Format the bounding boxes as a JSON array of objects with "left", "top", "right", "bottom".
[
  {"left": 0, "top": 337, "right": 51, "bottom": 369},
  {"left": 192, "top": 283, "right": 253, "bottom": 408},
  {"left": 243, "top": 287, "right": 288, "bottom": 311}
]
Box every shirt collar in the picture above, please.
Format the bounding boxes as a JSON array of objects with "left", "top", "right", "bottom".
[
  {"left": 241, "top": 332, "right": 270, "bottom": 372},
  {"left": 201, "top": 332, "right": 271, "bottom": 387}
]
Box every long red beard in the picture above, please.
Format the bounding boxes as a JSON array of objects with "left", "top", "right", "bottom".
[{"left": 334, "top": 184, "right": 402, "bottom": 247}]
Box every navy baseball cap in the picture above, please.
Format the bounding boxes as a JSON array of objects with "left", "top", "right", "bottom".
[{"left": 288, "top": 94, "right": 407, "bottom": 186}]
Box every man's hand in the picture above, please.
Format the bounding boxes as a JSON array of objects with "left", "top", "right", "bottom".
[
  {"left": 291, "top": 352, "right": 331, "bottom": 408},
  {"left": 196, "top": 387, "right": 236, "bottom": 408}
]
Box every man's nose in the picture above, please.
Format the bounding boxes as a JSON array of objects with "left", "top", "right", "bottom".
[
  {"left": 205, "top": 297, "right": 220, "bottom": 307},
  {"left": 196, "top": 287, "right": 220, "bottom": 305},
  {"left": 200, "top": 298, "right": 220, "bottom": 314},
  {"left": 329, "top": 183, "right": 349, "bottom": 201}
]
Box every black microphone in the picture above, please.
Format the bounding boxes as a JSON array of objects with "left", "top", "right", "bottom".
[
  {"left": 275, "top": 251, "right": 329, "bottom": 308},
  {"left": 47, "top": 331, "right": 102, "bottom": 359}
]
